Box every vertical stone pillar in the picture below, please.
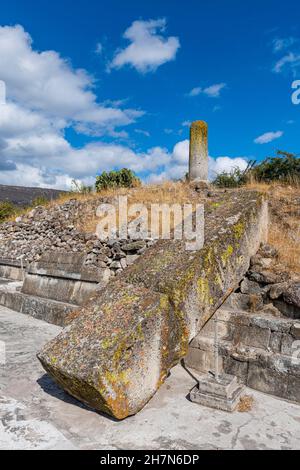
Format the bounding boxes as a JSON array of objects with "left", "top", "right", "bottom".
[
  {"left": 189, "top": 120, "right": 208, "bottom": 182},
  {"left": 0, "top": 80, "right": 6, "bottom": 105}
]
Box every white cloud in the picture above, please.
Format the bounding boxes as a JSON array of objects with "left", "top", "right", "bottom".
[
  {"left": 188, "top": 87, "right": 202, "bottom": 97},
  {"left": 273, "top": 52, "right": 300, "bottom": 74},
  {"left": 188, "top": 83, "right": 226, "bottom": 98},
  {"left": 254, "top": 131, "right": 283, "bottom": 144},
  {"left": 148, "top": 140, "right": 248, "bottom": 183},
  {"left": 203, "top": 83, "right": 226, "bottom": 98},
  {"left": 134, "top": 129, "right": 150, "bottom": 137},
  {"left": 0, "top": 25, "right": 143, "bottom": 134},
  {"left": 271, "top": 36, "right": 300, "bottom": 75},
  {"left": 272, "top": 37, "right": 297, "bottom": 53},
  {"left": 0, "top": 25, "right": 149, "bottom": 189},
  {"left": 0, "top": 25, "right": 243, "bottom": 190},
  {"left": 182, "top": 120, "right": 191, "bottom": 127},
  {"left": 95, "top": 42, "right": 103, "bottom": 55},
  {"left": 209, "top": 156, "right": 248, "bottom": 179},
  {"left": 110, "top": 18, "right": 180, "bottom": 73}
]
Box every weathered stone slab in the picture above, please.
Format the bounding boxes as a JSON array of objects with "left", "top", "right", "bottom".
[
  {"left": 22, "top": 251, "right": 110, "bottom": 306},
  {"left": 38, "top": 191, "right": 268, "bottom": 419},
  {"left": 189, "top": 121, "right": 208, "bottom": 182},
  {"left": 0, "top": 289, "right": 75, "bottom": 326},
  {"left": 0, "top": 258, "right": 26, "bottom": 281},
  {"left": 28, "top": 252, "right": 107, "bottom": 283}
]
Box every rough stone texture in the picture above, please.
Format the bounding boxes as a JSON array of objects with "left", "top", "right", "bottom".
[
  {"left": 0, "top": 197, "right": 154, "bottom": 276},
  {"left": 283, "top": 283, "right": 300, "bottom": 309},
  {"left": 38, "top": 190, "right": 268, "bottom": 419},
  {"left": 0, "top": 251, "right": 113, "bottom": 326},
  {"left": 190, "top": 374, "right": 245, "bottom": 412},
  {"left": 22, "top": 252, "right": 109, "bottom": 306},
  {"left": 186, "top": 303, "right": 300, "bottom": 404},
  {"left": 189, "top": 121, "right": 208, "bottom": 182},
  {"left": 2, "top": 307, "right": 300, "bottom": 450},
  {"left": 0, "top": 258, "right": 25, "bottom": 281}
]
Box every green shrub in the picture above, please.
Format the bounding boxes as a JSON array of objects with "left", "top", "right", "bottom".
[
  {"left": 31, "top": 196, "right": 49, "bottom": 206},
  {"left": 213, "top": 162, "right": 255, "bottom": 188},
  {"left": 0, "top": 201, "right": 16, "bottom": 222},
  {"left": 212, "top": 151, "right": 300, "bottom": 188},
  {"left": 252, "top": 151, "right": 300, "bottom": 183},
  {"left": 95, "top": 168, "right": 141, "bottom": 192}
]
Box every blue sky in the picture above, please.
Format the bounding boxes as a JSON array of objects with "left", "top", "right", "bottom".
[{"left": 0, "top": 0, "right": 299, "bottom": 188}]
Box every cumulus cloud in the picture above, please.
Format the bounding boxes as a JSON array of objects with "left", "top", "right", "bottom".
[
  {"left": 0, "top": 24, "right": 244, "bottom": 190},
  {"left": 187, "top": 83, "right": 226, "bottom": 98},
  {"left": 147, "top": 140, "right": 248, "bottom": 183},
  {"left": 254, "top": 131, "right": 283, "bottom": 144},
  {"left": 208, "top": 156, "right": 248, "bottom": 179},
  {"left": 0, "top": 25, "right": 150, "bottom": 188},
  {"left": 0, "top": 25, "right": 142, "bottom": 135},
  {"left": 109, "top": 18, "right": 180, "bottom": 73}
]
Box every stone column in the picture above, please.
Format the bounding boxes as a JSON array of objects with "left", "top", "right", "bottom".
[{"left": 189, "top": 120, "right": 208, "bottom": 182}]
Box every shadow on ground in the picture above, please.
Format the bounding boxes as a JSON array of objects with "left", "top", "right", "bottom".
[{"left": 37, "top": 373, "right": 120, "bottom": 422}]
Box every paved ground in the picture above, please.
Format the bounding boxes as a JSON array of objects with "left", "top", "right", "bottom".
[{"left": 0, "top": 306, "right": 300, "bottom": 450}]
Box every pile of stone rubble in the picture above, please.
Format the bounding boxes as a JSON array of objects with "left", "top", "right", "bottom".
[
  {"left": 0, "top": 197, "right": 154, "bottom": 279},
  {"left": 236, "top": 243, "right": 300, "bottom": 316}
]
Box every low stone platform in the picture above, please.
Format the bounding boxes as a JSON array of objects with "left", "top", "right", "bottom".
[
  {"left": 1, "top": 307, "right": 300, "bottom": 450},
  {"left": 0, "top": 251, "right": 109, "bottom": 326},
  {"left": 0, "top": 258, "right": 26, "bottom": 281},
  {"left": 185, "top": 299, "right": 300, "bottom": 404},
  {"left": 190, "top": 374, "right": 245, "bottom": 412},
  {"left": 0, "top": 284, "right": 75, "bottom": 326}
]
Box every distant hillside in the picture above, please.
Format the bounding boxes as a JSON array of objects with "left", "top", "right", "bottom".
[{"left": 0, "top": 184, "right": 65, "bottom": 207}]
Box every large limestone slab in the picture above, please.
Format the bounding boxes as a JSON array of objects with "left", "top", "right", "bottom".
[
  {"left": 38, "top": 190, "right": 268, "bottom": 419},
  {"left": 22, "top": 251, "right": 110, "bottom": 306}
]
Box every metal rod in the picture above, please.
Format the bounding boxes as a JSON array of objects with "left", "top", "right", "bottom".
[{"left": 214, "top": 311, "right": 219, "bottom": 382}]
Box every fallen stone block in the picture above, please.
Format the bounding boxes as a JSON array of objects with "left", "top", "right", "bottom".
[{"left": 38, "top": 191, "right": 268, "bottom": 419}]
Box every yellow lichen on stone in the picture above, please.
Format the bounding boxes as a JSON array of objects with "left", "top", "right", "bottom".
[
  {"left": 233, "top": 221, "right": 245, "bottom": 239},
  {"left": 197, "top": 277, "right": 210, "bottom": 304},
  {"left": 221, "top": 245, "right": 234, "bottom": 266}
]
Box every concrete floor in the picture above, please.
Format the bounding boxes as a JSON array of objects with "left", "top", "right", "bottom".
[{"left": 0, "top": 306, "right": 300, "bottom": 450}]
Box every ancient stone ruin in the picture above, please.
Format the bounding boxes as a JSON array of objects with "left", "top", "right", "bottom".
[
  {"left": 189, "top": 120, "right": 208, "bottom": 183},
  {"left": 0, "top": 120, "right": 299, "bottom": 420}
]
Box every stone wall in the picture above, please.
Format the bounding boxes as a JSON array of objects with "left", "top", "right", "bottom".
[{"left": 0, "top": 197, "right": 154, "bottom": 280}]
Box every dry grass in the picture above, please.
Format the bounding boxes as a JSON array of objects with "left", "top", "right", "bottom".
[
  {"left": 76, "top": 181, "right": 202, "bottom": 234},
  {"left": 269, "top": 225, "right": 300, "bottom": 274},
  {"left": 98, "top": 180, "right": 198, "bottom": 205},
  {"left": 237, "top": 395, "right": 254, "bottom": 412},
  {"left": 244, "top": 182, "right": 300, "bottom": 274},
  {"left": 5, "top": 180, "right": 300, "bottom": 276}
]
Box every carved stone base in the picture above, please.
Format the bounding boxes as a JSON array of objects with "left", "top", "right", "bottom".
[{"left": 190, "top": 373, "right": 245, "bottom": 412}]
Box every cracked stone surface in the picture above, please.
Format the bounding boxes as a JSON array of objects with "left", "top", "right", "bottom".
[{"left": 0, "top": 306, "right": 300, "bottom": 450}]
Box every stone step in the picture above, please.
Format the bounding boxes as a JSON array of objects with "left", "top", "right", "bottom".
[
  {"left": 186, "top": 305, "right": 300, "bottom": 405},
  {"left": 0, "top": 289, "right": 76, "bottom": 326},
  {"left": 0, "top": 258, "right": 26, "bottom": 281},
  {"left": 224, "top": 346, "right": 300, "bottom": 405}
]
